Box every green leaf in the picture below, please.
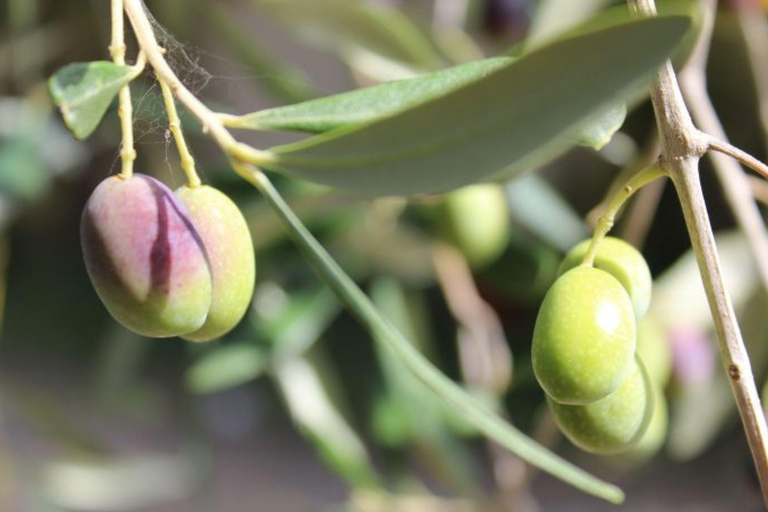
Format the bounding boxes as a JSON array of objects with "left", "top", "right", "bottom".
[
  {"left": 0, "top": 138, "right": 50, "bottom": 201},
  {"left": 239, "top": 168, "right": 624, "bottom": 503},
  {"left": 228, "top": 56, "right": 623, "bottom": 149},
  {"left": 526, "top": 0, "right": 611, "bottom": 48},
  {"left": 186, "top": 344, "right": 269, "bottom": 394},
  {"left": 504, "top": 174, "right": 588, "bottom": 251},
  {"left": 225, "top": 58, "right": 512, "bottom": 133},
  {"left": 48, "top": 61, "right": 140, "bottom": 140},
  {"left": 251, "top": 0, "right": 442, "bottom": 73},
  {"left": 571, "top": 103, "right": 627, "bottom": 150},
  {"left": 274, "top": 357, "right": 381, "bottom": 489},
  {"left": 256, "top": 16, "right": 691, "bottom": 196}
]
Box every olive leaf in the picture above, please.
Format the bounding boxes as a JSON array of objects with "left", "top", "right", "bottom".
[
  {"left": 255, "top": 16, "right": 691, "bottom": 196},
  {"left": 224, "top": 57, "right": 512, "bottom": 133},
  {"left": 48, "top": 61, "right": 140, "bottom": 140},
  {"left": 226, "top": 57, "right": 625, "bottom": 150}
]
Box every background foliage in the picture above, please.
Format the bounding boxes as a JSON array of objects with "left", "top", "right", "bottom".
[{"left": 0, "top": 0, "right": 767, "bottom": 510}]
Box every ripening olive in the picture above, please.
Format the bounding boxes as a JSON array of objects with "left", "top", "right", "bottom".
[
  {"left": 175, "top": 185, "right": 256, "bottom": 342},
  {"left": 548, "top": 356, "right": 654, "bottom": 454},
  {"left": 533, "top": 266, "right": 636, "bottom": 405},
  {"left": 442, "top": 184, "right": 510, "bottom": 268},
  {"left": 559, "top": 237, "right": 652, "bottom": 318},
  {"left": 81, "top": 174, "right": 212, "bottom": 337}
]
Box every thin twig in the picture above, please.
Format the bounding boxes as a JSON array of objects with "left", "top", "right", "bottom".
[
  {"left": 629, "top": 0, "right": 768, "bottom": 505},
  {"left": 587, "top": 134, "right": 661, "bottom": 229},
  {"left": 110, "top": 0, "right": 137, "bottom": 179},
  {"left": 707, "top": 136, "right": 768, "bottom": 181},
  {"left": 158, "top": 75, "right": 201, "bottom": 187}
]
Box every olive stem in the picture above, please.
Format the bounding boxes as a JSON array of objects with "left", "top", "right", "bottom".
[
  {"left": 122, "top": 0, "right": 274, "bottom": 168},
  {"left": 158, "top": 75, "right": 201, "bottom": 188},
  {"left": 581, "top": 166, "right": 665, "bottom": 267},
  {"left": 110, "top": 0, "right": 137, "bottom": 180},
  {"left": 629, "top": 0, "right": 768, "bottom": 505}
]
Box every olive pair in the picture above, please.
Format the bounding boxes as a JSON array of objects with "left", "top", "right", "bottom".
[
  {"left": 532, "top": 237, "right": 656, "bottom": 454},
  {"left": 81, "top": 174, "right": 256, "bottom": 342}
]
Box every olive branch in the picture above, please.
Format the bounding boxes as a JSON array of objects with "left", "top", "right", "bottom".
[{"left": 63, "top": 0, "right": 768, "bottom": 506}]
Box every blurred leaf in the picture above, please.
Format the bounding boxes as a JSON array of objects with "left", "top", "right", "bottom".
[
  {"left": 43, "top": 455, "right": 195, "bottom": 511},
  {"left": 252, "top": 0, "right": 443, "bottom": 73},
  {"left": 255, "top": 286, "right": 341, "bottom": 359},
  {"left": 249, "top": 171, "right": 625, "bottom": 502},
  {"left": 259, "top": 16, "right": 691, "bottom": 196},
  {"left": 370, "top": 278, "right": 480, "bottom": 494},
  {"left": 571, "top": 103, "right": 627, "bottom": 150},
  {"left": 274, "top": 358, "right": 381, "bottom": 489},
  {"left": 504, "top": 174, "right": 588, "bottom": 251},
  {"left": 226, "top": 58, "right": 511, "bottom": 133},
  {"left": 0, "top": 138, "right": 50, "bottom": 201},
  {"left": 651, "top": 231, "right": 758, "bottom": 331},
  {"left": 48, "top": 61, "right": 139, "bottom": 140},
  {"left": 668, "top": 290, "right": 768, "bottom": 460},
  {"left": 188, "top": 287, "right": 341, "bottom": 394},
  {"left": 186, "top": 344, "right": 269, "bottom": 394},
  {"left": 526, "top": 0, "right": 610, "bottom": 48},
  {"left": 196, "top": 0, "right": 316, "bottom": 103}
]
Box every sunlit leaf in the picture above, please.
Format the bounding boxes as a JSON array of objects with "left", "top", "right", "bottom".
[
  {"left": 48, "top": 61, "right": 140, "bottom": 140},
  {"left": 255, "top": 17, "right": 691, "bottom": 196},
  {"left": 224, "top": 58, "right": 511, "bottom": 133}
]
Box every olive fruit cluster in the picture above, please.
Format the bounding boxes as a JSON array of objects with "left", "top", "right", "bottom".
[
  {"left": 81, "top": 173, "right": 256, "bottom": 341},
  {"left": 532, "top": 237, "right": 656, "bottom": 454}
]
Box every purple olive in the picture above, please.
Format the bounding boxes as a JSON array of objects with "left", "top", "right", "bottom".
[{"left": 81, "top": 174, "right": 212, "bottom": 337}]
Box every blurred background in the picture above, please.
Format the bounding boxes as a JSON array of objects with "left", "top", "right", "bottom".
[{"left": 1, "top": 0, "right": 768, "bottom": 510}]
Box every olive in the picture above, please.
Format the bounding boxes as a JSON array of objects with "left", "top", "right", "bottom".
[{"left": 533, "top": 266, "right": 636, "bottom": 404}]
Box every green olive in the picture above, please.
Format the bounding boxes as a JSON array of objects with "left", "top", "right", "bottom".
[
  {"left": 548, "top": 356, "right": 654, "bottom": 454},
  {"left": 559, "top": 237, "right": 652, "bottom": 318},
  {"left": 636, "top": 315, "right": 672, "bottom": 387},
  {"left": 621, "top": 383, "right": 668, "bottom": 462},
  {"left": 442, "top": 184, "right": 510, "bottom": 268},
  {"left": 533, "top": 266, "right": 636, "bottom": 404},
  {"left": 81, "top": 174, "right": 212, "bottom": 337},
  {"left": 175, "top": 185, "right": 256, "bottom": 342}
]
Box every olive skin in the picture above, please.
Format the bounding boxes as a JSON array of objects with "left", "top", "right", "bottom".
[
  {"left": 81, "top": 174, "right": 212, "bottom": 337},
  {"left": 548, "top": 356, "right": 654, "bottom": 454},
  {"left": 559, "top": 237, "right": 652, "bottom": 318},
  {"left": 175, "top": 185, "right": 256, "bottom": 342},
  {"left": 622, "top": 384, "right": 668, "bottom": 461},
  {"left": 442, "top": 184, "right": 510, "bottom": 268},
  {"left": 636, "top": 315, "right": 672, "bottom": 386},
  {"left": 532, "top": 266, "right": 636, "bottom": 405}
]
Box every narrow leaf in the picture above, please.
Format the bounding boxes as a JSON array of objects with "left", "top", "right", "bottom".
[
  {"left": 241, "top": 168, "right": 624, "bottom": 503},
  {"left": 48, "top": 61, "right": 139, "bottom": 140},
  {"left": 225, "top": 58, "right": 512, "bottom": 133},
  {"left": 255, "top": 16, "right": 691, "bottom": 196}
]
